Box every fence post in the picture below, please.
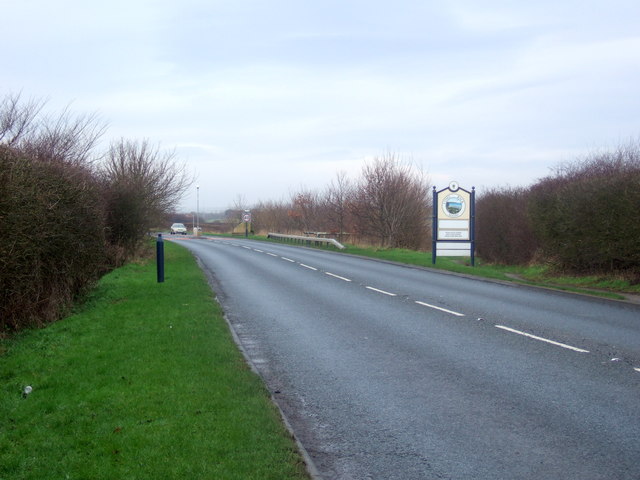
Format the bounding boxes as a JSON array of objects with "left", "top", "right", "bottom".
[{"left": 157, "top": 234, "right": 165, "bottom": 283}]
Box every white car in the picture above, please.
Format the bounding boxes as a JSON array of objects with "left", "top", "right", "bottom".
[{"left": 170, "top": 223, "right": 187, "bottom": 235}]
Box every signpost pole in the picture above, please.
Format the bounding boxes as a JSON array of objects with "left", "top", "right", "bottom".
[
  {"left": 470, "top": 187, "right": 476, "bottom": 267},
  {"left": 432, "top": 186, "right": 437, "bottom": 265},
  {"left": 243, "top": 209, "right": 251, "bottom": 238}
]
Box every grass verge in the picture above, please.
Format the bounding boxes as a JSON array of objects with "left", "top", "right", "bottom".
[
  {"left": 0, "top": 241, "right": 310, "bottom": 480},
  {"left": 342, "top": 246, "right": 639, "bottom": 300}
]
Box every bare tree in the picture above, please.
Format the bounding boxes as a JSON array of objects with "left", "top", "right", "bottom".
[
  {"left": 350, "top": 153, "right": 430, "bottom": 248},
  {"left": 323, "top": 170, "right": 352, "bottom": 240},
  {"left": 290, "top": 188, "right": 322, "bottom": 233},
  {"left": 101, "top": 138, "right": 192, "bottom": 259},
  {"left": 224, "top": 194, "right": 249, "bottom": 224},
  {"left": 252, "top": 199, "right": 290, "bottom": 233}
]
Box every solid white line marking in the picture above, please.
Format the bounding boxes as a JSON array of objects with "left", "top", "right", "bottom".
[
  {"left": 415, "top": 301, "right": 465, "bottom": 317},
  {"left": 366, "top": 286, "right": 397, "bottom": 296},
  {"left": 494, "top": 325, "right": 590, "bottom": 353},
  {"left": 281, "top": 257, "right": 295, "bottom": 262},
  {"left": 266, "top": 253, "right": 278, "bottom": 257},
  {"left": 325, "top": 272, "right": 352, "bottom": 282},
  {"left": 300, "top": 264, "right": 318, "bottom": 271}
]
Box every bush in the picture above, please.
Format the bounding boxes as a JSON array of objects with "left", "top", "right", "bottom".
[
  {"left": 476, "top": 186, "right": 537, "bottom": 265},
  {"left": 1, "top": 94, "right": 191, "bottom": 333},
  {"left": 101, "top": 139, "right": 191, "bottom": 262},
  {"left": 528, "top": 141, "right": 640, "bottom": 278},
  {"left": 0, "top": 146, "right": 107, "bottom": 332}
]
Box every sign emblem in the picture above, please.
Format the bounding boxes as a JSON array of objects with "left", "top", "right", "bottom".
[{"left": 442, "top": 193, "right": 466, "bottom": 218}]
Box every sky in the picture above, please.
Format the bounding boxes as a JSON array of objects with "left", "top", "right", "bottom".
[{"left": 3, "top": 0, "right": 639, "bottom": 212}]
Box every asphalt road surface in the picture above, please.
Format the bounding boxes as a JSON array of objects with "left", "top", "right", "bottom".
[{"left": 170, "top": 236, "right": 640, "bottom": 480}]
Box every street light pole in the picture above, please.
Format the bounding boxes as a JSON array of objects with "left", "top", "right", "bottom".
[{"left": 196, "top": 185, "right": 200, "bottom": 235}]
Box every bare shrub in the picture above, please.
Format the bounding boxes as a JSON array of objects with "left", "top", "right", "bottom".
[
  {"left": 252, "top": 199, "right": 294, "bottom": 234},
  {"left": 289, "top": 188, "right": 323, "bottom": 233},
  {"left": 101, "top": 139, "right": 192, "bottom": 261},
  {"left": 0, "top": 93, "right": 44, "bottom": 146},
  {"left": 349, "top": 153, "right": 430, "bottom": 249},
  {"left": 476, "top": 187, "right": 537, "bottom": 265},
  {"left": 322, "top": 171, "right": 353, "bottom": 241}
]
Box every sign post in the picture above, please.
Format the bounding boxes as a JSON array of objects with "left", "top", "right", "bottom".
[
  {"left": 432, "top": 182, "right": 475, "bottom": 266},
  {"left": 243, "top": 210, "right": 251, "bottom": 238}
]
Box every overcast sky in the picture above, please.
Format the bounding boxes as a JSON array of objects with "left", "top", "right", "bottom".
[{"left": 3, "top": 1, "right": 639, "bottom": 211}]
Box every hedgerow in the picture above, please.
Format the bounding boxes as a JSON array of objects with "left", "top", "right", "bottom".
[
  {"left": 477, "top": 140, "right": 640, "bottom": 281},
  {"left": 0, "top": 94, "right": 190, "bottom": 334}
]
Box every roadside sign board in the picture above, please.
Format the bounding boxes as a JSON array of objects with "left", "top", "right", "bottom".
[{"left": 432, "top": 182, "right": 475, "bottom": 265}]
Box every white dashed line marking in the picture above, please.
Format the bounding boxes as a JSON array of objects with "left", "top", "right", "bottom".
[
  {"left": 325, "top": 272, "right": 352, "bottom": 282},
  {"left": 415, "top": 301, "right": 465, "bottom": 317},
  {"left": 366, "top": 286, "right": 397, "bottom": 296},
  {"left": 219, "top": 243, "right": 622, "bottom": 364},
  {"left": 634, "top": 368, "right": 640, "bottom": 373},
  {"left": 494, "top": 325, "right": 590, "bottom": 353}
]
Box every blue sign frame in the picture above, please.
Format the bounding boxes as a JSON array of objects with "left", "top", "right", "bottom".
[{"left": 432, "top": 184, "right": 476, "bottom": 266}]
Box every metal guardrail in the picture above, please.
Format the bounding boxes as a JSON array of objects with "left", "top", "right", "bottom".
[{"left": 267, "top": 233, "right": 345, "bottom": 250}]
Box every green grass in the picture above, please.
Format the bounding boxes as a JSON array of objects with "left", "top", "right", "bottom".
[
  {"left": 345, "top": 246, "right": 640, "bottom": 300},
  {"left": 0, "top": 242, "right": 310, "bottom": 480},
  {"left": 341, "top": 245, "right": 640, "bottom": 299}
]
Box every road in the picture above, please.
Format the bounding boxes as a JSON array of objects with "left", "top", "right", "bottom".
[{"left": 170, "top": 236, "right": 640, "bottom": 480}]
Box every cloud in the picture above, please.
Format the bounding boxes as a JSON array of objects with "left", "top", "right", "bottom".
[{"left": 3, "top": 0, "right": 639, "bottom": 212}]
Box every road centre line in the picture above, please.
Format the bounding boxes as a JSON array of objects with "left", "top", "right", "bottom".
[
  {"left": 494, "top": 325, "right": 590, "bottom": 353},
  {"left": 415, "top": 301, "right": 465, "bottom": 317},
  {"left": 366, "top": 286, "right": 397, "bottom": 297},
  {"left": 325, "top": 272, "right": 352, "bottom": 282},
  {"left": 229, "top": 245, "right": 628, "bottom": 366},
  {"left": 220, "top": 243, "right": 640, "bottom": 373}
]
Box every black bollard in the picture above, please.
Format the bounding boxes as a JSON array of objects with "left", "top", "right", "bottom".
[{"left": 157, "top": 234, "right": 165, "bottom": 283}]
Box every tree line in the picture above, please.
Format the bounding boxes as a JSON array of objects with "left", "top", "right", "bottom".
[
  {"left": 248, "top": 140, "right": 639, "bottom": 282},
  {"left": 248, "top": 153, "right": 431, "bottom": 250},
  {"left": 476, "top": 139, "right": 640, "bottom": 281},
  {"left": 0, "top": 94, "right": 190, "bottom": 333}
]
